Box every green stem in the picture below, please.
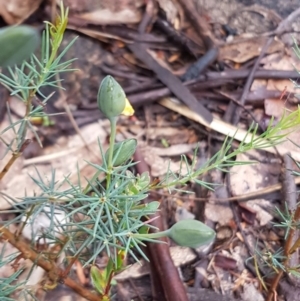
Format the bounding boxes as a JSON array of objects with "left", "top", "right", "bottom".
[
  {"left": 106, "top": 117, "right": 117, "bottom": 189},
  {"left": 82, "top": 117, "right": 117, "bottom": 195},
  {"left": 132, "top": 229, "right": 170, "bottom": 240}
]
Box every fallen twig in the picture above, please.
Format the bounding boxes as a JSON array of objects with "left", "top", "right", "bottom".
[
  {"left": 134, "top": 148, "right": 189, "bottom": 301},
  {"left": 177, "top": 0, "right": 215, "bottom": 50},
  {"left": 231, "top": 38, "right": 274, "bottom": 125},
  {"left": 267, "top": 197, "right": 300, "bottom": 301},
  {"left": 159, "top": 97, "right": 300, "bottom": 161},
  {"left": 128, "top": 42, "right": 213, "bottom": 123},
  {"left": 151, "top": 175, "right": 300, "bottom": 204},
  {"left": 0, "top": 227, "right": 100, "bottom": 301},
  {"left": 155, "top": 17, "right": 198, "bottom": 57},
  {"left": 230, "top": 6, "right": 300, "bottom": 125}
]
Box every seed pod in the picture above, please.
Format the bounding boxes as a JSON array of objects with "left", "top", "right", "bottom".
[
  {"left": 105, "top": 138, "right": 137, "bottom": 166},
  {"left": 97, "top": 75, "right": 126, "bottom": 118},
  {"left": 168, "top": 219, "right": 215, "bottom": 248},
  {"left": 0, "top": 26, "right": 40, "bottom": 67}
]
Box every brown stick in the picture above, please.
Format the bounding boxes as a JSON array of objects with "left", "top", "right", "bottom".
[
  {"left": 138, "top": 0, "right": 156, "bottom": 34},
  {"left": 127, "top": 68, "right": 298, "bottom": 96},
  {"left": 181, "top": 48, "right": 218, "bottom": 81},
  {"left": 0, "top": 139, "right": 31, "bottom": 181},
  {"left": 267, "top": 201, "right": 300, "bottom": 301},
  {"left": 204, "top": 69, "right": 299, "bottom": 81},
  {"left": 0, "top": 228, "right": 100, "bottom": 301},
  {"left": 267, "top": 155, "right": 300, "bottom": 300},
  {"left": 81, "top": 69, "right": 298, "bottom": 110},
  {"left": 281, "top": 155, "right": 300, "bottom": 286},
  {"left": 176, "top": 0, "right": 215, "bottom": 50},
  {"left": 151, "top": 175, "right": 300, "bottom": 203},
  {"left": 128, "top": 69, "right": 298, "bottom": 107},
  {"left": 230, "top": 6, "right": 300, "bottom": 125},
  {"left": 128, "top": 42, "right": 213, "bottom": 123},
  {"left": 134, "top": 149, "right": 189, "bottom": 301},
  {"left": 231, "top": 38, "right": 274, "bottom": 125},
  {"left": 155, "top": 17, "right": 198, "bottom": 57}
]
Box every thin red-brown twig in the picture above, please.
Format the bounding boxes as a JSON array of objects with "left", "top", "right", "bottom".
[
  {"left": 0, "top": 139, "right": 31, "bottom": 181},
  {"left": 230, "top": 6, "right": 300, "bottom": 125},
  {"left": 134, "top": 148, "right": 189, "bottom": 301},
  {"left": 0, "top": 227, "right": 100, "bottom": 301},
  {"left": 177, "top": 0, "right": 215, "bottom": 50},
  {"left": 267, "top": 204, "right": 300, "bottom": 301}
]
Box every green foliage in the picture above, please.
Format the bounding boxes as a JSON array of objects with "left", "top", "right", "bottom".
[
  {"left": 1, "top": 3, "right": 300, "bottom": 301},
  {"left": 273, "top": 203, "right": 295, "bottom": 239},
  {"left": 248, "top": 120, "right": 300, "bottom": 297},
  {"left": 0, "top": 2, "right": 76, "bottom": 154},
  {"left": 0, "top": 245, "right": 24, "bottom": 300},
  {"left": 91, "top": 251, "right": 124, "bottom": 298},
  {"left": 153, "top": 110, "right": 300, "bottom": 192},
  {"left": 104, "top": 138, "right": 137, "bottom": 167}
]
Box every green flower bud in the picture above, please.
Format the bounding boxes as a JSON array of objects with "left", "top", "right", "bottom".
[
  {"left": 105, "top": 138, "right": 137, "bottom": 166},
  {"left": 168, "top": 219, "right": 215, "bottom": 248},
  {"left": 97, "top": 75, "right": 126, "bottom": 118},
  {"left": 0, "top": 26, "right": 40, "bottom": 67}
]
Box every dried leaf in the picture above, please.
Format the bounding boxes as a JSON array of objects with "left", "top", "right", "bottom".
[
  {"left": 214, "top": 254, "right": 237, "bottom": 270},
  {"left": 63, "top": 0, "right": 143, "bottom": 25},
  {"left": 229, "top": 151, "right": 279, "bottom": 226},
  {"left": 219, "top": 36, "right": 284, "bottom": 63},
  {"left": 0, "top": 0, "right": 42, "bottom": 24},
  {"left": 157, "top": 0, "right": 179, "bottom": 25}
]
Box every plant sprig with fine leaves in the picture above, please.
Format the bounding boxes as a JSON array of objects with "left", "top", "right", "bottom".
[
  {"left": 1, "top": 3, "right": 300, "bottom": 301},
  {"left": 0, "top": 1, "right": 76, "bottom": 182},
  {"left": 153, "top": 108, "right": 300, "bottom": 191}
]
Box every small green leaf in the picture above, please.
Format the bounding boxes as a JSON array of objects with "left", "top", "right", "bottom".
[
  {"left": 116, "top": 250, "right": 126, "bottom": 270},
  {"left": 105, "top": 138, "right": 137, "bottom": 167},
  {"left": 90, "top": 265, "right": 105, "bottom": 295},
  {"left": 137, "top": 171, "right": 150, "bottom": 189},
  {"left": 161, "top": 138, "right": 169, "bottom": 147},
  {"left": 288, "top": 268, "right": 300, "bottom": 278},
  {"left": 145, "top": 201, "right": 160, "bottom": 212},
  {"left": 105, "top": 258, "right": 114, "bottom": 281},
  {"left": 138, "top": 225, "right": 150, "bottom": 235}
]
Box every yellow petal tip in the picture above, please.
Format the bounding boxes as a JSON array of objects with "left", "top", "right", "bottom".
[{"left": 122, "top": 98, "right": 135, "bottom": 116}]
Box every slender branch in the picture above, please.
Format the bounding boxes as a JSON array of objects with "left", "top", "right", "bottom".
[
  {"left": 106, "top": 117, "right": 117, "bottom": 189},
  {"left": 0, "top": 227, "right": 101, "bottom": 301},
  {"left": 0, "top": 153, "right": 21, "bottom": 181},
  {"left": 134, "top": 148, "right": 189, "bottom": 301},
  {"left": 151, "top": 175, "right": 300, "bottom": 203},
  {"left": 0, "top": 139, "right": 31, "bottom": 181},
  {"left": 267, "top": 204, "right": 300, "bottom": 301},
  {"left": 231, "top": 37, "right": 273, "bottom": 125},
  {"left": 0, "top": 5, "right": 69, "bottom": 182}
]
